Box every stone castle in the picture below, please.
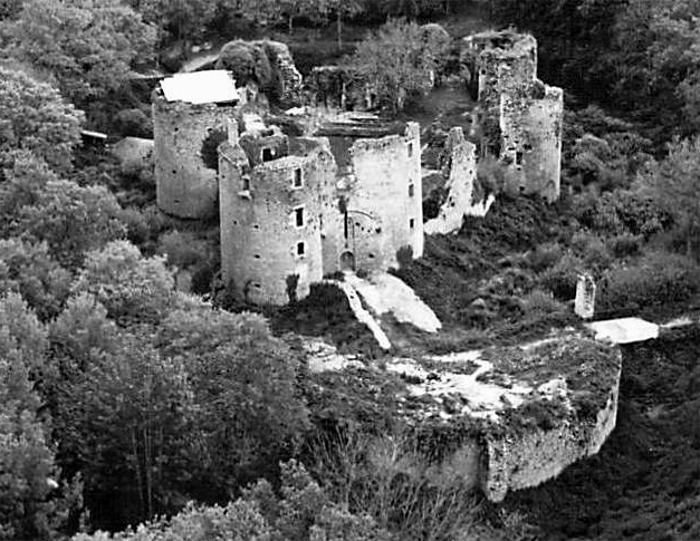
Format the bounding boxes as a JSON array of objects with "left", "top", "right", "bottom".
[{"left": 151, "top": 29, "right": 563, "bottom": 305}]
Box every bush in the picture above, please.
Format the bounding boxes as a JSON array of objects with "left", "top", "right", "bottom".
[
  {"left": 538, "top": 254, "right": 585, "bottom": 301},
  {"left": 597, "top": 251, "right": 700, "bottom": 313},
  {"left": 521, "top": 289, "right": 566, "bottom": 314},
  {"left": 570, "top": 231, "right": 613, "bottom": 271},
  {"left": 526, "top": 242, "right": 564, "bottom": 273}
]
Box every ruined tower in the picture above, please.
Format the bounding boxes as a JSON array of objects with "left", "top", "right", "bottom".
[
  {"left": 464, "top": 31, "right": 563, "bottom": 202},
  {"left": 315, "top": 115, "right": 423, "bottom": 273},
  {"left": 153, "top": 70, "right": 241, "bottom": 219},
  {"left": 218, "top": 120, "right": 336, "bottom": 305}
]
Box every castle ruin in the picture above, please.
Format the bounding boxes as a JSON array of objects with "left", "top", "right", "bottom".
[
  {"left": 150, "top": 30, "right": 562, "bottom": 305},
  {"left": 218, "top": 113, "right": 422, "bottom": 305}
]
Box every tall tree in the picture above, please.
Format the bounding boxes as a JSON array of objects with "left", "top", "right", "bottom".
[
  {"left": 637, "top": 136, "right": 700, "bottom": 258},
  {"left": 0, "top": 68, "right": 82, "bottom": 173},
  {"left": 350, "top": 18, "right": 446, "bottom": 111},
  {"left": 325, "top": 0, "right": 364, "bottom": 49},
  {"left": 6, "top": 0, "right": 156, "bottom": 107}
]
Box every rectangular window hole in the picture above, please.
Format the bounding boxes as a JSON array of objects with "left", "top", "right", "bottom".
[
  {"left": 408, "top": 183, "right": 415, "bottom": 197},
  {"left": 296, "top": 242, "right": 305, "bottom": 256},
  {"left": 294, "top": 207, "right": 305, "bottom": 227},
  {"left": 293, "top": 168, "right": 303, "bottom": 188},
  {"left": 261, "top": 147, "right": 274, "bottom": 162},
  {"left": 409, "top": 218, "right": 415, "bottom": 229}
]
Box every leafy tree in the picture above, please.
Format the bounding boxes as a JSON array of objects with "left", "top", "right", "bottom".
[
  {"left": 5, "top": 0, "right": 156, "bottom": 107},
  {"left": 156, "top": 308, "right": 310, "bottom": 497},
  {"left": 54, "top": 332, "right": 196, "bottom": 529},
  {"left": 0, "top": 238, "right": 71, "bottom": 321},
  {"left": 71, "top": 461, "right": 389, "bottom": 541},
  {"left": 0, "top": 294, "right": 80, "bottom": 541},
  {"left": 350, "top": 19, "right": 445, "bottom": 111},
  {"left": 137, "top": 0, "right": 215, "bottom": 45},
  {"left": 72, "top": 240, "right": 174, "bottom": 326},
  {"left": 12, "top": 180, "right": 127, "bottom": 269},
  {"left": 325, "top": 0, "right": 365, "bottom": 49},
  {"left": 637, "top": 136, "right": 700, "bottom": 257},
  {"left": 0, "top": 67, "right": 83, "bottom": 173}
]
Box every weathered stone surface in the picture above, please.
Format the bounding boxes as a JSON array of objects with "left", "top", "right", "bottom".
[
  {"left": 586, "top": 317, "right": 660, "bottom": 344},
  {"left": 218, "top": 113, "right": 423, "bottom": 306}
]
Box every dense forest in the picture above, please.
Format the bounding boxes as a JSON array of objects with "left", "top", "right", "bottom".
[{"left": 1, "top": 0, "right": 700, "bottom": 540}]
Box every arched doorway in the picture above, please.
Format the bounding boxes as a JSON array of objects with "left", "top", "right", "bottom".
[{"left": 340, "top": 251, "right": 355, "bottom": 271}]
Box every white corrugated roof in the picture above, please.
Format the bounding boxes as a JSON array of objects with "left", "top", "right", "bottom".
[{"left": 160, "top": 70, "right": 239, "bottom": 105}]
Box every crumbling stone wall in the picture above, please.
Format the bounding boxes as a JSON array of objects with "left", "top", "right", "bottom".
[
  {"left": 482, "top": 363, "right": 620, "bottom": 501},
  {"left": 463, "top": 30, "right": 563, "bottom": 202},
  {"left": 424, "top": 127, "right": 478, "bottom": 235},
  {"left": 153, "top": 90, "right": 236, "bottom": 219},
  {"left": 219, "top": 133, "right": 335, "bottom": 305},
  {"left": 499, "top": 84, "right": 563, "bottom": 202}
]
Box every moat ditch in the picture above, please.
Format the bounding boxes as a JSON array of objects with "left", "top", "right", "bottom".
[{"left": 499, "top": 324, "right": 700, "bottom": 541}]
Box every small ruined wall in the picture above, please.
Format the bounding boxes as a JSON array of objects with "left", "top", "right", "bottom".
[
  {"left": 263, "top": 41, "right": 303, "bottom": 105},
  {"left": 500, "top": 85, "right": 563, "bottom": 202},
  {"left": 479, "top": 361, "right": 621, "bottom": 502},
  {"left": 153, "top": 92, "right": 236, "bottom": 219},
  {"left": 219, "top": 138, "right": 335, "bottom": 305},
  {"left": 424, "top": 128, "right": 478, "bottom": 235},
  {"left": 340, "top": 122, "right": 423, "bottom": 271}
]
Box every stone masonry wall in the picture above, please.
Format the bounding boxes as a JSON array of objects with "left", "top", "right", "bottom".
[
  {"left": 424, "top": 127, "right": 478, "bottom": 235},
  {"left": 329, "top": 122, "right": 423, "bottom": 272},
  {"left": 219, "top": 136, "right": 336, "bottom": 305},
  {"left": 481, "top": 360, "right": 621, "bottom": 502},
  {"left": 153, "top": 92, "right": 236, "bottom": 219},
  {"left": 500, "top": 85, "right": 563, "bottom": 202}
]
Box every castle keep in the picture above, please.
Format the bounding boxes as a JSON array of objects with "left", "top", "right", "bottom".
[{"left": 218, "top": 114, "right": 422, "bottom": 305}]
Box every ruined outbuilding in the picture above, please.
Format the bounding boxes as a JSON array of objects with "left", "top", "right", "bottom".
[{"left": 219, "top": 113, "right": 423, "bottom": 305}]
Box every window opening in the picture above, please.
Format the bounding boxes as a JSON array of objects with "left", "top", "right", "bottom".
[
  {"left": 293, "top": 168, "right": 303, "bottom": 188},
  {"left": 296, "top": 242, "right": 305, "bottom": 256},
  {"left": 295, "top": 207, "right": 305, "bottom": 227}
]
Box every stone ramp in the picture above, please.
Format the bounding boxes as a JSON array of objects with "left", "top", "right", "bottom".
[
  {"left": 324, "top": 271, "right": 442, "bottom": 350},
  {"left": 343, "top": 271, "right": 442, "bottom": 334}
]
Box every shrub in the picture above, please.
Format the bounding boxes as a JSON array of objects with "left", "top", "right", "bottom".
[
  {"left": 526, "top": 242, "right": 564, "bottom": 273},
  {"left": 570, "top": 231, "right": 613, "bottom": 271},
  {"left": 608, "top": 233, "right": 643, "bottom": 258},
  {"left": 521, "top": 289, "right": 566, "bottom": 314},
  {"left": 539, "top": 254, "right": 585, "bottom": 301},
  {"left": 597, "top": 251, "right": 700, "bottom": 313}
]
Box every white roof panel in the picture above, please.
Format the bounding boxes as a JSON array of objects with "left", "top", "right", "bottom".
[{"left": 160, "top": 70, "right": 239, "bottom": 105}]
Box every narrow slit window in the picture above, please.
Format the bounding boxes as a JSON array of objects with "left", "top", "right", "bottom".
[
  {"left": 407, "top": 142, "right": 414, "bottom": 158},
  {"left": 242, "top": 176, "right": 250, "bottom": 191},
  {"left": 295, "top": 207, "right": 305, "bottom": 227},
  {"left": 409, "top": 218, "right": 415, "bottom": 229},
  {"left": 408, "top": 183, "right": 415, "bottom": 197},
  {"left": 515, "top": 151, "right": 524, "bottom": 166},
  {"left": 296, "top": 241, "right": 305, "bottom": 256},
  {"left": 293, "top": 168, "right": 303, "bottom": 188}
]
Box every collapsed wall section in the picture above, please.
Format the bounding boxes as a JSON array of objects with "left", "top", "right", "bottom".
[
  {"left": 153, "top": 91, "right": 236, "bottom": 219},
  {"left": 219, "top": 134, "right": 336, "bottom": 305}
]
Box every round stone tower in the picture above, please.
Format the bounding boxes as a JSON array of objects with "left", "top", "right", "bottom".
[
  {"left": 219, "top": 135, "right": 336, "bottom": 305},
  {"left": 152, "top": 71, "right": 240, "bottom": 219}
]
